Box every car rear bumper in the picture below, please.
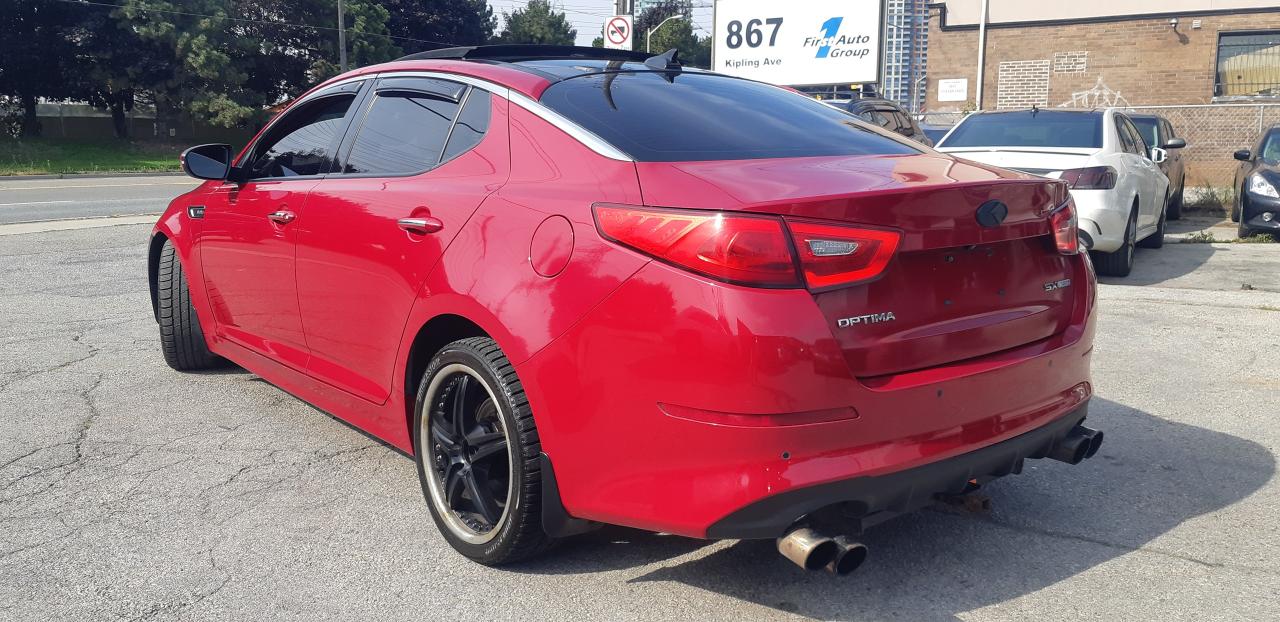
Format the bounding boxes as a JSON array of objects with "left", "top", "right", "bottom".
[
  {"left": 707, "top": 402, "right": 1089, "bottom": 539},
  {"left": 518, "top": 253, "right": 1096, "bottom": 539},
  {"left": 1072, "top": 189, "right": 1129, "bottom": 253}
]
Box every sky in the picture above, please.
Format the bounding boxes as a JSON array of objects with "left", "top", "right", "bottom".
[{"left": 486, "top": 1, "right": 716, "bottom": 46}]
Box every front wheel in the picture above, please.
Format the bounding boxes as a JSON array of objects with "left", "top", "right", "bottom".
[
  {"left": 1092, "top": 208, "right": 1138, "bottom": 277},
  {"left": 413, "top": 337, "right": 553, "bottom": 565},
  {"left": 1167, "top": 183, "right": 1184, "bottom": 220},
  {"left": 157, "top": 240, "right": 223, "bottom": 371}
]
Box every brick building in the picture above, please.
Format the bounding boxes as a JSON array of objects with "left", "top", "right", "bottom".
[{"left": 925, "top": 0, "right": 1280, "bottom": 112}]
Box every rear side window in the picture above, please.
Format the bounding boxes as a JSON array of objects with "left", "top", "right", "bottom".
[
  {"left": 344, "top": 92, "right": 461, "bottom": 175},
  {"left": 940, "top": 111, "right": 1103, "bottom": 149},
  {"left": 539, "top": 72, "right": 918, "bottom": 162},
  {"left": 442, "top": 90, "right": 491, "bottom": 162},
  {"left": 247, "top": 94, "right": 355, "bottom": 178}
]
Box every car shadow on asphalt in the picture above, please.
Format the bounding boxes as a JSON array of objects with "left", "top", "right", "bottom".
[
  {"left": 512, "top": 397, "right": 1274, "bottom": 620},
  {"left": 1097, "top": 244, "right": 1214, "bottom": 287}
]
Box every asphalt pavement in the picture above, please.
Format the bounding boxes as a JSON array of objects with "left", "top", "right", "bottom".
[
  {"left": 0, "top": 176, "right": 198, "bottom": 225},
  {"left": 1, "top": 220, "right": 1279, "bottom": 620}
]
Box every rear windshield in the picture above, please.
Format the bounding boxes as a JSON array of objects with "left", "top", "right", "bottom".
[
  {"left": 940, "top": 111, "right": 1103, "bottom": 149},
  {"left": 1129, "top": 117, "right": 1160, "bottom": 150},
  {"left": 538, "top": 72, "right": 919, "bottom": 162}
]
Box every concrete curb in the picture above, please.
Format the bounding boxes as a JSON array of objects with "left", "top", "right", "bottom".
[
  {"left": 0, "top": 214, "right": 159, "bottom": 236},
  {"left": 0, "top": 171, "right": 185, "bottom": 181}
]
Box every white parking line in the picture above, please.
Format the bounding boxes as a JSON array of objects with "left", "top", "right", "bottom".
[
  {"left": 0, "top": 200, "right": 76, "bottom": 207},
  {"left": 0, "top": 181, "right": 195, "bottom": 191},
  {"left": 0, "top": 198, "right": 169, "bottom": 208}
]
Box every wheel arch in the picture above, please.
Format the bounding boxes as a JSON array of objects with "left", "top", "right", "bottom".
[
  {"left": 402, "top": 313, "right": 489, "bottom": 434},
  {"left": 147, "top": 231, "right": 170, "bottom": 322}
]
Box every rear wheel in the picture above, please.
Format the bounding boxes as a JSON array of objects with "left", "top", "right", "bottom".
[
  {"left": 1092, "top": 206, "right": 1138, "bottom": 277},
  {"left": 413, "top": 337, "right": 553, "bottom": 565},
  {"left": 1138, "top": 195, "right": 1167, "bottom": 249},
  {"left": 157, "top": 240, "right": 222, "bottom": 371}
]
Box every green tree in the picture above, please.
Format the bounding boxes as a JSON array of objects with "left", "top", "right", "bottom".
[
  {"left": 0, "top": 0, "right": 80, "bottom": 136},
  {"left": 498, "top": 0, "right": 576, "bottom": 46},
  {"left": 380, "top": 0, "right": 496, "bottom": 52},
  {"left": 631, "top": 0, "right": 709, "bottom": 67}
]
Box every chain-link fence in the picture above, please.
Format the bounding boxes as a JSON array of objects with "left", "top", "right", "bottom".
[
  {"left": 916, "top": 104, "right": 1280, "bottom": 188},
  {"left": 1127, "top": 104, "right": 1280, "bottom": 188}
]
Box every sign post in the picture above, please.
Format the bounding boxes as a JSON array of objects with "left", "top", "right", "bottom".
[
  {"left": 712, "top": 0, "right": 884, "bottom": 87},
  {"left": 604, "top": 15, "right": 634, "bottom": 50}
]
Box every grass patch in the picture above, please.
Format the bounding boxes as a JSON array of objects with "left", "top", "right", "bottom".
[
  {"left": 1236, "top": 233, "right": 1279, "bottom": 243},
  {"left": 0, "top": 139, "right": 182, "bottom": 176},
  {"left": 1261, "top": 305, "right": 1280, "bottom": 312},
  {"left": 1183, "top": 231, "right": 1218, "bottom": 243},
  {"left": 1183, "top": 185, "right": 1235, "bottom": 217}
]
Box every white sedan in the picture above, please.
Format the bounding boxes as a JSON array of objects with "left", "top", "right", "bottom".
[{"left": 937, "top": 108, "right": 1171, "bottom": 277}]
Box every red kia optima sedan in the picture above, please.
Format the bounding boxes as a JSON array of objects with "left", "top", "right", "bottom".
[{"left": 149, "top": 45, "right": 1102, "bottom": 573}]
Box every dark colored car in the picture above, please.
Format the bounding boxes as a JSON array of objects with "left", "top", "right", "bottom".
[
  {"left": 150, "top": 45, "right": 1101, "bottom": 573},
  {"left": 823, "top": 97, "right": 934, "bottom": 146},
  {"left": 920, "top": 123, "right": 953, "bottom": 145},
  {"left": 1233, "top": 125, "right": 1280, "bottom": 238},
  {"left": 1128, "top": 113, "right": 1188, "bottom": 219}
]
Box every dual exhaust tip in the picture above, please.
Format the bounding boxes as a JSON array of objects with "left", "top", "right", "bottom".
[
  {"left": 776, "top": 526, "right": 868, "bottom": 576},
  {"left": 778, "top": 424, "right": 1103, "bottom": 575},
  {"left": 1047, "top": 425, "right": 1104, "bottom": 465}
]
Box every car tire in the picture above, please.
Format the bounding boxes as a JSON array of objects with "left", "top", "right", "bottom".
[
  {"left": 1231, "top": 191, "right": 1242, "bottom": 223},
  {"left": 157, "top": 239, "right": 223, "bottom": 371},
  {"left": 1138, "top": 196, "right": 1166, "bottom": 249},
  {"left": 1092, "top": 207, "right": 1137, "bottom": 277},
  {"left": 1167, "top": 183, "right": 1183, "bottom": 220},
  {"left": 413, "top": 337, "right": 553, "bottom": 565},
  {"left": 1238, "top": 220, "right": 1253, "bottom": 240}
]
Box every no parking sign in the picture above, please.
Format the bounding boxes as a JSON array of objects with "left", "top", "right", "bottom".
[{"left": 604, "top": 15, "right": 633, "bottom": 50}]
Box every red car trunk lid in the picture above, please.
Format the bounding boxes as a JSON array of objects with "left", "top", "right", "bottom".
[{"left": 634, "top": 153, "right": 1077, "bottom": 377}]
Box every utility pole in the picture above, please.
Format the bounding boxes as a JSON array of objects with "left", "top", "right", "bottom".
[
  {"left": 338, "top": 0, "right": 348, "bottom": 73},
  {"left": 975, "top": 0, "right": 988, "bottom": 110}
]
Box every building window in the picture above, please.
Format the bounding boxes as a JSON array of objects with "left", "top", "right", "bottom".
[{"left": 1217, "top": 31, "right": 1280, "bottom": 97}]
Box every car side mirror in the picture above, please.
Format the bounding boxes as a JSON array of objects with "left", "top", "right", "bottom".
[
  {"left": 1163, "top": 138, "right": 1186, "bottom": 149},
  {"left": 1234, "top": 149, "right": 1253, "bottom": 161},
  {"left": 1150, "top": 147, "right": 1167, "bottom": 164},
  {"left": 180, "top": 143, "right": 232, "bottom": 180}
]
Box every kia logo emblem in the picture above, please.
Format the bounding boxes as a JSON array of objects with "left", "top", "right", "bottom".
[{"left": 976, "top": 200, "right": 1009, "bottom": 228}]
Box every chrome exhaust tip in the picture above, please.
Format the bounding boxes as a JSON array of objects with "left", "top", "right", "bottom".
[
  {"left": 777, "top": 526, "right": 839, "bottom": 571},
  {"left": 824, "top": 536, "right": 869, "bottom": 576}
]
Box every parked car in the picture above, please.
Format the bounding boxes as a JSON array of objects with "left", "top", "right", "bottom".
[
  {"left": 822, "top": 96, "right": 934, "bottom": 146},
  {"left": 937, "top": 108, "right": 1171, "bottom": 277},
  {"left": 920, "top": 122, "right": 953, "bottom": 145},
  {"left": 1128, "top": 113, "right": 1188, "bottom": 219},
  {"left": 1232, "top": 124, "right": 1280, "bottom": 239},
  {"left": 151, "top": 45, "right": 1101, "bottom": 573}
]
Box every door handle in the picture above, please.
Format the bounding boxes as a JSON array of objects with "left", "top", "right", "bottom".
[
  {"left": 267, "top": 210, "right": 296, "bottom": 224},
  {"left": 398, "top": 217, "right": 444, "bottom": 234}
]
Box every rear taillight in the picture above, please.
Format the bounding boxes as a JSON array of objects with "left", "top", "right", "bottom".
[
  {"left": 1050, "top": 200, "right": 1079, "bottom": 255},
  {"left": 786, "top": 219, "right": 901, "bottom": 290},
  {"left": 1059, "top": 166, "right": 1117, "bottom": 190},
  {"left": 592, "top": 204, "right": 799, "bottom": 287},
  {"left": 592, "top": 204, "right": 901, "bottom": 290}
]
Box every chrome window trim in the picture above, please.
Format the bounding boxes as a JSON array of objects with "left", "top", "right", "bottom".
[
  {"left": 381, "top": 70, "right": 633, "bottom": 162},
  {"left": 506, "top": 91, "right": 633, "bottom": 161}
]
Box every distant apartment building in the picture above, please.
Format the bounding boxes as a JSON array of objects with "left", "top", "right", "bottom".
[
  {"left": 924, "top": 0, "right": 1280, "bottom": 111},
  {"left": 882, "top": 0, "right": 930, "bottom": 111}
]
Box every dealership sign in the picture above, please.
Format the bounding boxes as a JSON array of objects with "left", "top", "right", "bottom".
[{"left": 712, "top": 0, "right": 884, "bottom": 86}]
